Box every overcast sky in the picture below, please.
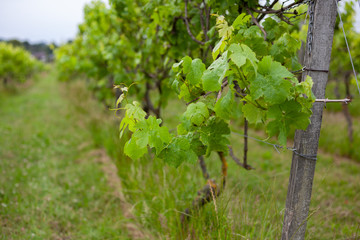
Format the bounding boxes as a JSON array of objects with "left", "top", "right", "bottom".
[
  {"left": 0, "top": 0, "right": 359, "bottom": 44},
  {"left": 0, "top": 0, "right": 93, "bottom": 44}
]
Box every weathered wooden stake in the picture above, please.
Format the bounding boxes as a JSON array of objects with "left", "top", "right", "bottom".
[{"left": 281, "top": 1, "right": 338, "bottom": 240}]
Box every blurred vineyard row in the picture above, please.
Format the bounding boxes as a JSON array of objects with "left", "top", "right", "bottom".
[{"left": 0, "top": 42, "right": 44, "bottom": 85}]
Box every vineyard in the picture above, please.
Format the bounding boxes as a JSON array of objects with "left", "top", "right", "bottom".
[
  {"left": 1, "top": 0, "right": 360, "bottom": 239},
  {"left": 0, "top": 42, "right": 44, "bottom": 86}
]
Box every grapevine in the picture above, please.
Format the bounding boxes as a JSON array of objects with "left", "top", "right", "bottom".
[
  {"left": 55, "top": 0, "right": 316, "bottom": 221},
  {"left": 120, "top": 14, "right": 315, "bottom": 165},
  {"left": 0, "top": 42, "right": 43, "bottom": 85}
]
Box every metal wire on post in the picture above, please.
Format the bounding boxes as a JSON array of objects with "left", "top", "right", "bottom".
[
  {"left": 307, "top": 0, "right": 315, "bottom": 56},
  {"left": 230, "top": 131, "right": 318, "bottom": 161}
]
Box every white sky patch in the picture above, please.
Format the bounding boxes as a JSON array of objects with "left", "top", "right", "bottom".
[
  {"left": 0, "top": 0, "right": 359, "bottom": 44},
  {"left": 0, "top": 0, "right": 99, "bottom": 44},
  {"left": 349, "top": 0, "right": 360, "bottom": 31}
]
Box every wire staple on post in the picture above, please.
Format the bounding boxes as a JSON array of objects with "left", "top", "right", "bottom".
[{"left": 293, "top": 150, "right": 317, "bottom": 161}]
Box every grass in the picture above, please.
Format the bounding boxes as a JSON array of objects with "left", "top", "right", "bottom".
[
  {"left": 313, "top": 80, "right": 360, "bottom": 162},
  {"left": 1, "top": 70, "right": 359, "bottom": 239},
  {"left": 103, "top": 95, "right": 360, "bottom": 239},
  {"left": 319, "top": 111, "right": 360, "bottom": 161},
  {"left": 324, "top": 80, "right": 360, "bottom": 116},
  {"left": 0, "top": 70, "right": 134, "bottom": 239}
]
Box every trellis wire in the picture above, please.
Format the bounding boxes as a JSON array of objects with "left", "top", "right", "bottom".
[
  {"left": 334, "top": 0, "right": 360, "bottom": 95},
  {"left": 231, "top": 131, "right": 317, "bottom": 161}
]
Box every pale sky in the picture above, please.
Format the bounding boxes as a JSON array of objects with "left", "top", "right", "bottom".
[
  {"left": 0, "top": 0, "right": 359, "bottom": 44},
  {"left": 0, "top": 0, "right": 94, "bottom": 44}
]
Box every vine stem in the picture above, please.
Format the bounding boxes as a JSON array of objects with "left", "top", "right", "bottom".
[
  {"left": 228, "top": 146, "right": 254, "bottom": 170},
  {"left": 246, "top": 8, "right": 267, "bottom": 40},
  {"left": 183, "top": 0, "right": 205, "bottom": 45},
  {"left": 243, "top": 118, "right": 248, "bottom": 168},
  {"left": 252, "top": 0, "right": 305, "bottom": 14},
  {"left": 186, "top": 79, "right": 228, "bottom": 105},
  {"left": 198, "top": 156, "right": 210, "bottom": 180},
  {"left": 217, "top": 152, "right": 227, "bottom": 189}
]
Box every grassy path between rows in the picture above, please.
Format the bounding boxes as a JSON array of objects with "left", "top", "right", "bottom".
[
  {"left": 1, "top": 71, "right": 360, "bottom": 239},
  {"left": 0, "top": 72, "right": 139, "bottom": 239}
]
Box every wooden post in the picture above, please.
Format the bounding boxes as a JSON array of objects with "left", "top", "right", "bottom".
[{"left": 281, "top": 1, "right": 338, "bottom": 240}]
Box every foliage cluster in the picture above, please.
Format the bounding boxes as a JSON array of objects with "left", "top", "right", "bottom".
[
  {"left": 0, "top": 42, "right": 44, "bottom": 84},
  {"left": 55, "top": 0, "right": 316, "bottom": 167},
  {"left": 119, "top": 13, "right": 315, "bottom": 167},
  {"left": 322, "top": 1, "right": 360, "bottom": 160},
  {"left": 330, "top": 1, "right": 360, "bottom": 85}
]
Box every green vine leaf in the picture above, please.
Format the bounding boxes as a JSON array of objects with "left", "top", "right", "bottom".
[
  {"left": 182, "top": 56, "right": 192, "bottom": 74},
  {"left": 202, "top": 51, "right": 229, "bottom": 91},
  {"left": 296, "top": 76, "right": 315, "bottom": 100},
  {"left": 232, "top": 13, "right": 251, "bottom": 29},
  {"left": 270, "top": 33, "right": 302, "bottom": 67},
  {"left": 119, "top": 101, "right": 146, "bottom": 137},
  {"left": 213, "top": 36, "right": 226, "bottom": 60},
  {"left": 215, "top": 15, "right": 234, "bottom": 39},
  {"left": 133, "top": 116, "right": 171, "bottom": 155},
  {"left": 184, "top": 102, "right": 209, "bottom": 126},
  {"left": 124, "top": 138, "right": 148, "bottom": 159},
  {"left": 158, "top": 136, "right": 198, "bottom": 168},
  {"left": 200, "top": 117, "right": 230, "bottom": 156},
  {"left": 214, "top": 89, "right": 234, "bottom": 120},
  {"left": 266, "top": 100, "right": 311, "bottom": 145},
  {"left": 250, "top": 56, "right": 293, "bottom": 105},
  {"left": 184, "top": 132, "right": 207, "bottom": 156},
  {"left": 186, "top": 58, "right": 206, "bottom": 85},
  {"left": 228, "top": 43, "right": 258, "bottom": 72},
  {"left": 242, "top": 103, "right": 265, "bottom": 124}
]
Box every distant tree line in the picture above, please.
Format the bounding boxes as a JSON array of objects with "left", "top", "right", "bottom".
[{"left": 0, "top": 38, "right": 56, "bottom": 62}]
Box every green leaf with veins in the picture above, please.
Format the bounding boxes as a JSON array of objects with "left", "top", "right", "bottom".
[
  {"left": 262, "top": 18, "right": 287, "bottom": 42},
  {"left": 182, "top": 56, "right": 192, "bottom": 74},
  {"left": 228, "top": 44, "right": 246, "bottom": 68},
  {"left": 214, "top": 88, "right": 234, "bottom": 120},
  {"left": 270, "top": 33, "right": 301, "bottom": 66},
  {"left": 257, "top": 55, "right": 293, "bottom": 79},
  {"left": 251, "top": 74, "right": 292, "bottom": 105},
  {"left": 266, "top": 100, "right": 311, "bottom": 145},
  {"left": 172, "top": 60, "right": 183, "bottom": 73},
  {"left": 294, "top": 76, "right": 315, "bottom": 114},
  {"left": 296, "top": 76, "right": 315, "bottom": 100},
  {"left": 242, "top": 103, "right": 265, "bottom": 124},
  {"left": 184, "top": 102, "right": 209, "bottom": 126},
  {"left": 124, "top": 138, "right": 148, "bottom": 159},
  {"left": 178, "top": 83, "right": 203, "bottom": 102},
  {"left": 212, "top": 36, "right": 226, "bottom": 60},
  {"left": 232, "top": 13, "right": 251, "bottom": 29},
  {"left": 184, "top": 132, "right": 206, "bottom": 156},
  {"left": 215, "top": 15, "right": 234, "bottom": 39},
  {"left": 200, "top": 117, "right": 230, "bottom": 155},
  {"left": 186, "top": 58, "right": 206, "bottom": 85},
  {"left": 251, "top": 56, "right": 293, "bottom": 105},
  {"left": 158, "top": 136, "right": 198, "bottom": 168},
  {"left": 202, "top": 51, "right": 229, "bottom": 92},
  {"left": 228, "top": 44, "right": 258, "bottom": 72},
  {"left": 119, "top": 101, "right": 146, "bottom": 137},
  {"left": 236, "top": 26, "right": 268, "bottom": 58},
  {"left": 132, "top": 116, "right": 171, "bottom": 155}
]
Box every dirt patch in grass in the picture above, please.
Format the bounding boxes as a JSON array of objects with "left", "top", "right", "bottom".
[{"left": 87, "top": 149, "right": 154, "bottom": 240}]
